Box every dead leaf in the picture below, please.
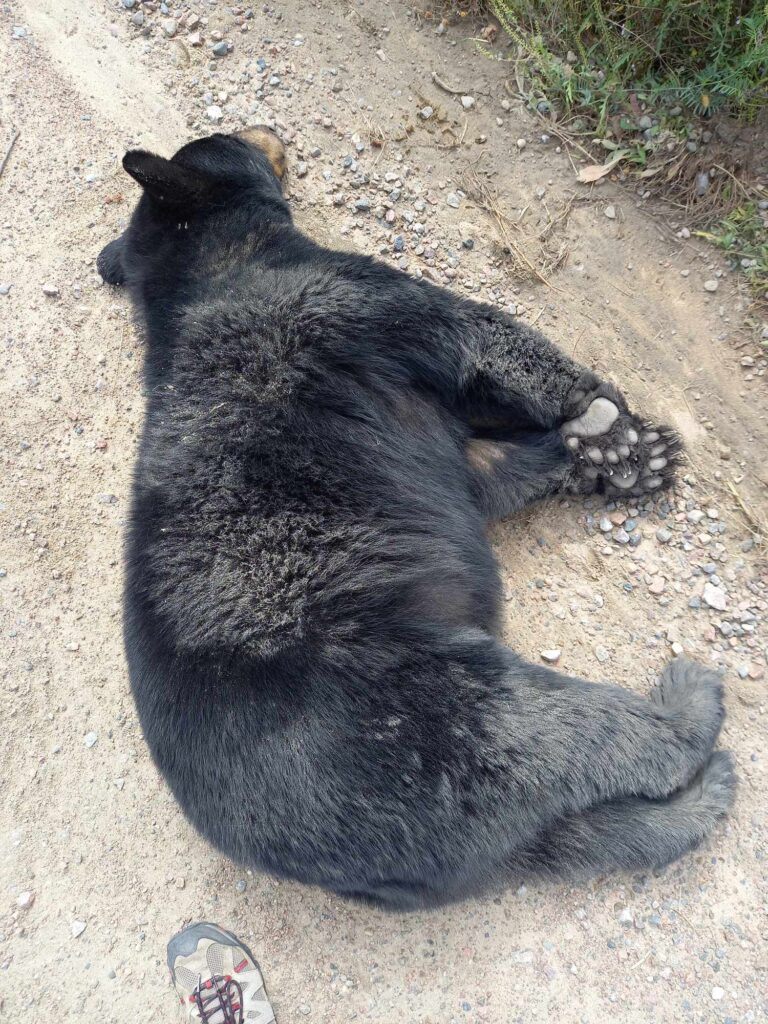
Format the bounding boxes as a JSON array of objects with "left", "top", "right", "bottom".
[{"left": 576, "top": 150, "right": 628, "bottom": 183}]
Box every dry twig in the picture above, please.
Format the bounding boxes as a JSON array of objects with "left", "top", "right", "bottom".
[{"left": 0, "top": 130, "right": 20, "bottom": 180}]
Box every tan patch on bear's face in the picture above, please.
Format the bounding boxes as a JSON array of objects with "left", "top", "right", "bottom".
[
  {"left": 238, "top": 127, "right": 287, "bottom": 180},
  {"left": 465, "top": 439, "right": 506, "bottom": 473}
]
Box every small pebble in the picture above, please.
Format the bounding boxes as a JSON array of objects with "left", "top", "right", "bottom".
[
  {"left": 42, "top": 283, "right": 59, "bottom": 297},
  {"left": 656, "top": 528, "right": 672, "bottom": 544},
  {"left": 460, "top": 95, "right": 475, "bottom": 110},
  {"left": 604, "top": 205, "right": 616, "bottom": 220},
  {"left": 540, "top": 649, "right": 561, "bottom": 663},
  {"left": 703, "top": 582, "right": 728, "bottom": 611},
  {"left": 84, "top": 731, "right": 98, "bottom": 748},
  {"left": 516, "top": 138, "right": 526, "bottom": 150},
  {"left": 711, "top": 987, "right": 725, "bottom": 1001},
  {"left": 71, "top": 920, "right": 87, "bottom": 938},
  {"left": 212, "top": 41, "right": 229, "bottom": 57},
  {"left": 703, "top": 279, "right": 719, "bottom": 293},
  {"left": 17, "top": 891, "right": 34, "bottom": 910}
]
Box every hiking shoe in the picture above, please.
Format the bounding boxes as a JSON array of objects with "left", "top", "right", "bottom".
[{"left": 167, "top": 921, "right": 276, "bottom": 1024}]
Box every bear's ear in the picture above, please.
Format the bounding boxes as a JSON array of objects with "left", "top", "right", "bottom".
[{"left": 122, "top": 150, "right": 211, "bottom": 208}]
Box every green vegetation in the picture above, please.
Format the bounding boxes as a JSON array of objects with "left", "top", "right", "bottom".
[
  {"left": 698, "top": 202, "right": 768, "bottom": 302},
  {"left": 487, "top": 0, "right": 768, "bottom": 130}
]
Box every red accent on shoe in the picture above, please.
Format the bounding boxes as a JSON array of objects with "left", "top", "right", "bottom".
[{"left": 234, "top": 959, "right": 249, "bottom": 974}]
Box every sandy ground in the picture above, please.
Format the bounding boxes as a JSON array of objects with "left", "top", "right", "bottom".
[{"left": 1, "top": 1, "right": 766, "bottom": 1021}]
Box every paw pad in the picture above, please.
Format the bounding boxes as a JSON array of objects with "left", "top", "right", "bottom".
[{"left": 562, "top": 397, "right": 682, "bottom": 497}]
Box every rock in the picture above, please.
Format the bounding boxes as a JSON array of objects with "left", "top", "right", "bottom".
[
  {"left": 614, "top": 528, "right": 630, "bottom": 544},
  {"left": 540, "top": 649, "right": 561, "bottom": 663},
  {"left": 84, "top": 731, "right": 98, "bottom": 748},
  {"left": 188, "top": 31, "right": 202, "bottom": 45},
  {"left": 656, "top": 527, "right": 672, "bottom": 544},
  {"left": 618, "top": 907, "right": 634, "bottom": 925},
  {"left": 419, "top": 106, "right": 434, "bottom": 120},
  {"left": 501, "top": 99, "right": 511, "bottom": 112},
  {"left": 703, "top": 582, "right": 727, "bottom": 611},
  {"left": 71, "top": 920, "right": 87, "bottom": 938},
  {"left": 594, "top": 645, "right": 609, "bottom": 663},
  {"left": 0, "top": 283, "right": 11, "bottom": 295},
  {"left": 236, "top": 879, "right": 247, "bottom": 893},
  {"left": 206, "top": 105, "right": 224, "bottom": 122},
  {"left": 17, "top": 891, "right": 35, "bottom": 910},
  {"left": 604, "top": 205, "right": 616, "bottom": 220},
  {"left": 648, "top": 577, "right": 666, "bottom": 595},
  {"left": 121, "top": 0, "right": 136, "bottom": 7},
  {"left": 295, "top": 161, "right": 308, "bottom": 178},
  {"left": 160, "top": 18, "right": 177, "bottom": 37},
  {"left": 686, "top": 509, "right": 705, "bottom": 524},
  {"left": 460, "top": 95, "right": 475, "bottom": 110},
  {"left": 711, "top": 987, "right": 725, "bottom": 1001},
  {"left": 106, "top": 968, "right": 117, "bottom": 979},
  {"left": 638, "top": 115, "right": 653, "bottom": 130},
  {"left": 704, "top": 279, "right": 719, "bottom": 292},
  {"left": 516, "top": 138, "right": 526, "bottom": 150},
  {"left": 446, "top": 193, "right": 462, "bottom": 209},
  {"left": 599, "top": 517, "right": 612, "bottom": 533},
  {"left": 212, "top": 41, "right": 229, "bottom": 57},
  {"left": 42, "top": 283, "right": 59, "bottom": 297},
  {"left": 353, "top": 199, "right": 370, "bottom": 211}
]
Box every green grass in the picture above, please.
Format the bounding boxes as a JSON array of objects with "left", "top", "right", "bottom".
[
  {"left": 697, "top": 202, "right": 768, "bottom": 303},
  {"left": 487, "top": 0, "right": 768, "bottom": 131}
]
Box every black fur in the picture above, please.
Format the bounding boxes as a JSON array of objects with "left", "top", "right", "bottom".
[{"left": 101, "top": 131, "right": 734, "bottom": 910}]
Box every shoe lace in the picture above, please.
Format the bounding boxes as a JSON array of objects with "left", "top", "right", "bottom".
[{"left": 192, "top": 973, "right": 244, "bottom": 1024}]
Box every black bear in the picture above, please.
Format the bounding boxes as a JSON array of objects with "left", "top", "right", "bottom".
[{"left": 99, "top": 129, "right": 734, "bottom": 909}]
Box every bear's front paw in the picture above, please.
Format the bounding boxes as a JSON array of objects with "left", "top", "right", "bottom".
[{"left": 562, "top": 397, "right": 683, "bottom": 497}]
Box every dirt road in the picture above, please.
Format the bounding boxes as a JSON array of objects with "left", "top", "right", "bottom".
[{"left": 1, "top": 1, "right": 766, "bottom": 1021}]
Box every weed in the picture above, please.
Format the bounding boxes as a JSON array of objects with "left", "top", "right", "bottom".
[{"left": 697, "top": 202, "right": 768, "bottom": 303}]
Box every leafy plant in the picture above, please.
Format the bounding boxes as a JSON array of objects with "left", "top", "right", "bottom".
[
  {"left": 697, "top": 202, "right": 768, "bottom": 301},
  {"left": 487, "top": 0, "right": 768, "bottom": 128}
]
